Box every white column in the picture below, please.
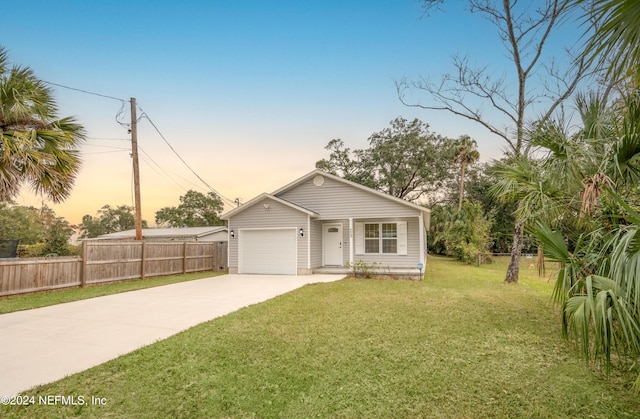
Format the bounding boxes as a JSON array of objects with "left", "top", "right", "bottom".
[
  {"left": 418, "top": 214, "right": 425, "bottom": 265},
  {"left": 349, "top": 217, "right": 354, "bottom": 265},
  {"left": 307, "top": 215, "right": 311, "bottom": 270}
]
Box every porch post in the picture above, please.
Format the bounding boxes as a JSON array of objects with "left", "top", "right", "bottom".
[
  {"left": 349, "top": 217, "right": 354, "bottom": 265},
  {"left": 307, "top": 215, "right": 311, "bottom": 271},
  {"left": 418, "top": 214, "right": 425, "bottom": 265}
]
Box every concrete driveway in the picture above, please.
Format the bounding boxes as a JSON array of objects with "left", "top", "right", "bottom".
[{"left": 0, "top": 273, "right": 345, "bottom": 396}]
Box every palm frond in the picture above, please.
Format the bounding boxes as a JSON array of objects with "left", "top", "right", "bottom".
[
  {"left": 0, "top": 48, "right": 84, "bottom": 202},
  {"left": 580, "top": 0, "right": 640, "bottom": 82}
]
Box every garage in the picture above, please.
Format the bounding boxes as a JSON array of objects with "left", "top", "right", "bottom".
[{"left": 238, "top": 228, "right": 297, "bottom": 275}]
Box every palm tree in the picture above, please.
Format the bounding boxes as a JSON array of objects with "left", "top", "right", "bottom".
[
  {"left": 0, "top": 46, "right": 85, "bottom": 203},
  {"left": 577, "top": 0, "right": 640, "bottom": 85},
  {"left": 533, "top": 191, "right": 640, "bottom": 391},
  {"left": 453, "top": 135, "right": 480, "bottom": 210},
  {"left": 526, "top": 90, "right": 640, "bottom": 391},
  {"left": 490, "top": 154, "right": 568, "bottom": 282}
]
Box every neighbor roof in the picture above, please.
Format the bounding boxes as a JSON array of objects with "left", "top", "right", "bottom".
[{"left": 95, "top": 226, "right": 227, "bottom": 240}]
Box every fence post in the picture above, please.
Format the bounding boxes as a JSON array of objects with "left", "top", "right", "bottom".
[
  {"left": 81, "top": 240, "right": 88, "bottom": 287},
  {"left": 214, "top": 242, "right": 219, "bottom": 271},
  {"left": 182, "top": 242, "right": 188, "bottom": 274},
  {"left": 141, "top": 241, "right": 146, "bottom": 279}
]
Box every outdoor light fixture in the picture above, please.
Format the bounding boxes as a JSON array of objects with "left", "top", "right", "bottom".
[
  {"left": 299, "top": 228, "right": 304, "bottom": 237},
  {"left": 230, "top": 230, "right": 235, "bottom": 238}
]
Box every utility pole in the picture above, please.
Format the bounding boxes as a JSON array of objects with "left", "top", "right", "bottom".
[{"left": 130, "top": 97, "right": 143, "bottom": 240}]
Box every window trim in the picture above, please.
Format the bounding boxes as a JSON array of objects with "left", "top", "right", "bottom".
[
  {"left": 363, "top": 222, "right": 397, "bottom": 254},
  {"left": 355, "top": 221, "right": 407, "bottom": 256}
]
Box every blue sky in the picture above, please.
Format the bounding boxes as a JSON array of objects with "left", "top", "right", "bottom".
[{"left": 4, "top": 1, "right": 586, "bottom": 224}]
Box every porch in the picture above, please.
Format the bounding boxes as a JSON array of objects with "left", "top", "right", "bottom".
[{"left": 313, "top": 266, "right": 424, "bottom": 280}]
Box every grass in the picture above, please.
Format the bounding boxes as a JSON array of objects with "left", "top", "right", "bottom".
[
  {"left": 2, "top": 255, "right": 639, "bottom": 418},
  {"left": 0, "top": 271, "right": 224, "bottom": 314}
]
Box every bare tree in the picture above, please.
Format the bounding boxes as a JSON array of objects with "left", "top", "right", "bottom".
[{"left": 397, "top": 0, "right": 589, "bottom": 283}]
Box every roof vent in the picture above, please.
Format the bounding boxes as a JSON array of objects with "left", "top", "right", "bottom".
[{"left": 313, "top": 175, "right": 324, "bottom": 186}]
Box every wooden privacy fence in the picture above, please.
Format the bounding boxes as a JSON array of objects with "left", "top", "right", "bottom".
[{"left": 0, "top": 240, "right": 228, "bottom": 297}]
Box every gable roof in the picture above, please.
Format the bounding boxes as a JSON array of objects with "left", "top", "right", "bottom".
[
  {"left": 95, "top": 226, "right": 227, "bottom": 240},
  {"left": 220, "top": 192, "right": 320, "bottom": 220},
  {"left": 221, "top": 170, "right": 430, "bottom": 222},
  {"left": 273, "top": 169, "right": 431, "bottom": 216}
]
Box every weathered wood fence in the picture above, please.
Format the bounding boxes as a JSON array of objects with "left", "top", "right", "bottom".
[{"left": 0, "top": 240, "right": 228, "bottom": 297}]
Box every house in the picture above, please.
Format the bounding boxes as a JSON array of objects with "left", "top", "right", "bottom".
[
  {"left": 221, "top": 170, "right": 430, "bottom": 277},
  {"left": 95, "top": 226, "right": 228, "bottom": 242}
]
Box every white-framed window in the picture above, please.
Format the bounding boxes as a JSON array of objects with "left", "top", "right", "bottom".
[{"left": 355, "top": 221, "right": 407, "bottom": 255}]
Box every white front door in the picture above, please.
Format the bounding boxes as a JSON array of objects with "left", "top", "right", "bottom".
[{"left": 323, "top": 224, "right": 343, "bottom": 266}]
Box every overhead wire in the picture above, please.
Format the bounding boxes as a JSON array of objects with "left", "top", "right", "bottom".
[
  {"left": 139, "top": 146, "right": 209, "bottom": 192},
  {"left": 42, "top": 81, "right": 126, "bottom": 102},
  {"left": 138, "top": 145, "right": 200, "bottom": 193},
  {"left": 41, "top": 79, "right": 237, "bottom": 208},
  {"left": 86, "top": 137, "right": 130, "bottom": 142},
  {"left": 136, "top": 104, "right": 237, "bottom": 207},
  {"left": 84, "top": 143, "right": 130, "bottom": 151},
  {"left": 83, "top": 149, "right": 130, "bottom": 155}
]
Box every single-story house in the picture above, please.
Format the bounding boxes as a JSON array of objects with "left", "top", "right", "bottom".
[
  {"left": 221, "top": 169, "right": 430, "bottom": 276},
  {"left": 95, "top": 226, "right": 228, "bottom": 242}
]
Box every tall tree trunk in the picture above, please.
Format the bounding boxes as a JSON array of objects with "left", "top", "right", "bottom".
[
  {"left": 505, "top": 221, "right": 524, "bottom": 283},
  {"left": 536, "top": 245, "right": 545, "bottom": 278},
  {"left": 458, "top": 160, "right": 466, "bottom": 210}
]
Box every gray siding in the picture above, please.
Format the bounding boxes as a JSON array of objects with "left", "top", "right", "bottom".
[
  {"left": 310, "top": 219, "right": 323, "bottom": 268},
  {"left": 278, "top": 175, "right": 421, "bottom": 220},
  {"left": 228, "top": 196, "right": 309, "bottom": 270}
]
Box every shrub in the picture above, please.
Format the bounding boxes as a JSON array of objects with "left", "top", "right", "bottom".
[
  {"left": 347, "top": 260, "right": 380, "bottom": 278},
  {"left": 430, "top": 202, "right": 492, "bottom": 264}
]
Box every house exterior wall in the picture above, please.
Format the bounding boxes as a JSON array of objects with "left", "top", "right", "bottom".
[
  {"left": 277, "top": 175, "right": 420, "bottom": 220},
  {"left": 227, "top": 197, "right": 309, "bottom": 273},
  {"left": 310, "top": 219, "right": 323, "bottom": 268}
]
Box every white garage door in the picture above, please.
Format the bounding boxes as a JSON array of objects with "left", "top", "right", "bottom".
[{"left": 238, "top": 229, "right": 297, "bottom": 275}]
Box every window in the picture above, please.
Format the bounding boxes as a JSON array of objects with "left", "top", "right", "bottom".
[
  {"left": 381, "top": 223, "right": 397, "bottom": 253},
  {"left": 364, "top": 223, "right": 397, "bottom": 254},
  {"left": 364, "top": 224, "right": 379, "bottom": 253},
  {"left": 355, "top": 221, "right": 407, "bottom": 256}
]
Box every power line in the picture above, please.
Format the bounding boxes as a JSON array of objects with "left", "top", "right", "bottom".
[
  {"left": 138, "top": 145, "right": 194, "bottom": 193},
  {"left": 83, "top": 150, "right": 130, "bottom": 155},
  {"left": 139, "top": 145, "right": 208, "bottom": 192},
  {"left": 136, "top": 104, "right": 236, "bottom": 207},
  {"left": 84, "top": 143, "right": 130, "bottom": 151},
  {"left": 86, "top": 137, "right": 129, "bottom": 142},
  {"left": 42, "top": 80, "right": 126, "bottom": 102},
  {"left": 39, "top": 79, "right": 237, "bottom": 208}
]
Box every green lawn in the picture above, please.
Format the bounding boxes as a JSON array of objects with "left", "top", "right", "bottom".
[
  {"left": 0, "top": 271, "right": 224, "bottom": 314},
  {"left": 2, "top": 256, "right": 638, "bottom": 418}
]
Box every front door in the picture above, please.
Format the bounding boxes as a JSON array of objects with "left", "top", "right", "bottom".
[{"left": 323, "top": 224, "right": 343, "bottom": 266}]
